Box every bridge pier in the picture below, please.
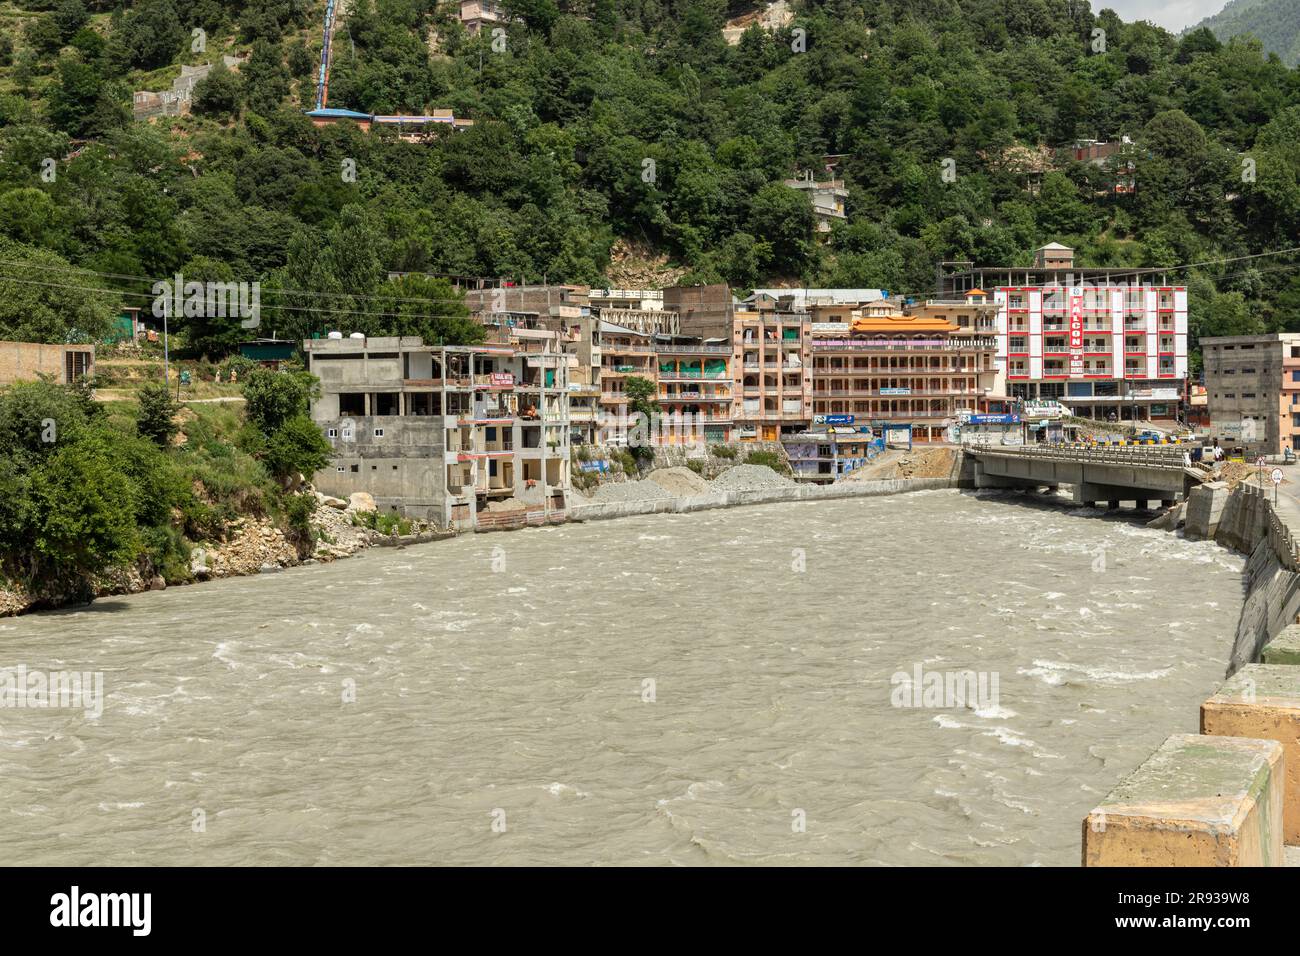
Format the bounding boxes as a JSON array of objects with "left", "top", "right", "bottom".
[{"left": 972, "top": 459, "right": 1056, "bottom": 493}]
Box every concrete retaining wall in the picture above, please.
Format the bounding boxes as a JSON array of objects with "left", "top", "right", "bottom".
[
  {"left": 569, "top": 476, "right": 955, "bottom": 522},
  {"left": 1184, "top": 481, "right": 1232, "bottom": 542}
]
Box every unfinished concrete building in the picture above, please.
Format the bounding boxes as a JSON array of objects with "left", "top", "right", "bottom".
[{"left": 304, "top": 335, "right": 570, "bottom": 530}]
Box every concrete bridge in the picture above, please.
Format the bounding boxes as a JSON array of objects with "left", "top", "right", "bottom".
[{"left": 967, "top": 445, "right": 1199, "bottom": 508}]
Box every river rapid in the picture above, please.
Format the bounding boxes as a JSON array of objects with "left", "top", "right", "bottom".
[{"left": 0, "top": 489, "right": 1244, "bottom": 865}]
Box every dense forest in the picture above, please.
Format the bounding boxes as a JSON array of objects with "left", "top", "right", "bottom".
[
  {"left": 1, "top": 0, "right": 1300, "bottom": 359},
  {"left": 1194, "top": 0, "right": 1300, "bottom": 68}
]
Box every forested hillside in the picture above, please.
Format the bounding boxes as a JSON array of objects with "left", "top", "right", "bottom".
[
  {"left": 1, "top": 0, "right": 1300, "bottom": 357},
  {"left": 1193, "top": 0, "right": 1300, "bottom": 68}
]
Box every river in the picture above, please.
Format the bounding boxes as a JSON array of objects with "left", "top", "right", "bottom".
[{"left": 0, "top": 489, "right": 1244, "bottom": 865}]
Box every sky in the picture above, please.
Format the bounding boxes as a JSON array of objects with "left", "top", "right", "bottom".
[{"left": 1102, "top": 0, "right": 1229, "bottom": 32}]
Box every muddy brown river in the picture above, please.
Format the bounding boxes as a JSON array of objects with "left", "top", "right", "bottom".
[{"left": 0, "top": 489, "right": 1243, "bottom": 865}]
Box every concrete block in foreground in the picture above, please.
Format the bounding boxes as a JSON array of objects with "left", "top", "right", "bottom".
[
  {"left": 1202, "top": 664, "right": 1300, "bottom": 844},
  {"left": 1261, "top": 625, "right": 1300, "bottom": 666},
  {"left": 1082, "top": 733, "right": 1283, "bottom": 866}
]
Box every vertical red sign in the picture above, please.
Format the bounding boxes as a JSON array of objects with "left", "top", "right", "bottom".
[{"left": 1068, "top": 287, "right": 1084, "bottom": 376}]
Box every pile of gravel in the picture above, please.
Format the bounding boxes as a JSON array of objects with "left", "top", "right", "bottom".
[
  {"left": 646, "top": 466, "right": 711, "bottom": 497},
  {"left": 711, "top": 464, "right": 794, "bottom": 491},
  {"left": 587, "top": 479, "right": 677, "bottom": 503}
]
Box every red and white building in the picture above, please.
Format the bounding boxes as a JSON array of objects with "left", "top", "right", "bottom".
[{"left": 939, "top": 244, "right": 1188, "bottom": 422}]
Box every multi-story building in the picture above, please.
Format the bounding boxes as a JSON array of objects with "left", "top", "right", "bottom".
[
  {"left": 784, "top": 170, "right": 848, "bottom": 236},
  {"left": 304, "top": 335, "right": 569, "bottom": 530},
  {"left": 663, "top": 284, "right": 734, "bottom": 340},
  {"left": 596, "top": 322, "right": 655, "bottom": 445},
  {"left": 809, "top": 299, "right": 1000, "bottom": 443},
  {"left": 587, "top": 289, "right": 679, "bottom": 335},
  {"left": 459, "top": 0, "right": 506, "bottom": 33},
  {"left": 939, "top": 243, "right": 1188, "bottom": 422},
  {"left": 733, "top": 296, "right": 812, "bottom": 441},
  {"left": 1201, "top": 334, "right": 1300, "bottom": 456},
  {"left": 654, "top": 335, "right": 732, "bottom": 445}
]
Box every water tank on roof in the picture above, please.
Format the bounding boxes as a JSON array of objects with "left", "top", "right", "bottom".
[
  {"left": 327, "top": 331, "right": 343, "bottom": 339},
  {"left": 348, "top": 332, "right": 365, "bottom": 340}
]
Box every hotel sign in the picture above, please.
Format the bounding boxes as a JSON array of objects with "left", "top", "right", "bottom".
[{"left": 1068, "top": 286, "right": 1084, "bottom": 377}]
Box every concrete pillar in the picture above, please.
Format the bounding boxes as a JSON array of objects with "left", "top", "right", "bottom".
[
  {"left": 1082, "top": 733, "right": 1284, "bottom": 866},
  {"left": 1201, "top": 664, "right": 1300, "bottom": 845}
]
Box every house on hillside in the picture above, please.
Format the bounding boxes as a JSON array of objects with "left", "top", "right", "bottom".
[
  {"left": 459, "top": 0, "right": 507, "bottom": 33},
  {"left": 133, "top": 56, "right": 246, "bottom": 121},
  {"left": 0, "top": 342, "right": 94, "bottom": 387},
  {"left": 784, "top": 170, "right": 848, "bottom": 238}
]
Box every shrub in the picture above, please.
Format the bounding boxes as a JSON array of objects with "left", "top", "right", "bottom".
[
  {"left": 241, "top": 368, "right": 319, "bottom": 436},
  {"left": 281, "top": 492, "right": 317, "bottom": 545},
  {"left": 745, "top": 450, "right": 784, "bottom": 471},
  {"left": 26, "top": 436, "right": 138, "bottom": 588},
  {"left": 711, "top": 444, "right": 736, "bottom": 459},
  {"left": 218, "top": 354, "right": 258, "bottom": 380},
  {"left": 686, "top": 459, "right": 705, "bottom": 475},
  {"left": 135, "top": 380, "right": 179, "bottom": 446},
  {"left": 263, "top": 414, "right": 332, "bottom": 480},
  {"left": 615, "top": 448, "right": 639, "bottom": 475},
  {"left": 351, "top": 509, "right": 411, "bottom": 536}
]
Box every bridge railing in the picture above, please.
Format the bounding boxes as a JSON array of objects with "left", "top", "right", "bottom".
[{"left": 967, "top": 444, "right": 1192, "bottom": 469}]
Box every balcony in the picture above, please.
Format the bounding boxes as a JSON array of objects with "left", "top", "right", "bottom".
[
  {"left": 657, "top": 370, "right": 731, "bottom": 381},
  {"left": 655, "top": 344, "right": 730, "bottom": 354}
]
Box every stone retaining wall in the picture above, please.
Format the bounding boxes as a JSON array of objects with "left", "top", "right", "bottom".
[{"left": 569, "top": 476, "right": 956, "bottom": 522}]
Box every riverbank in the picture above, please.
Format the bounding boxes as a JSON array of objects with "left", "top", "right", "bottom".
[
  {"left": 0, "top": 489, "right": 448, "bottom": 618},
  {"left": 1, "top": 453, "right": 969, "bottom": 616}
]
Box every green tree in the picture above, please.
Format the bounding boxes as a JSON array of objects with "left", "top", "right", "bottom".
[
  {"left": 263, "top": 414, "right": 333, "bottom": 480},
  {"left": 136, "top": 381, "right": 180, "bottom": 447},
  {"left": 26, "top": 437, "right": 137, "bottom": 589},
  {"left": 193, "top": 61, "right": 243, "bottom": 118},
  {"left": 241, "top": 367, "right": 319, "bottom": 436}
]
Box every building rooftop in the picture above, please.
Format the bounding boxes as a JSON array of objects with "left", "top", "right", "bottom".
[{"left": 849, "top": 315, "right": 958, "bottom": 334}]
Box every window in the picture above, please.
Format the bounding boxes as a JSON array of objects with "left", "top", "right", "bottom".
[
  {"left": 327, "top": 428, "right": 337, "bottom": 438},
  {"left": 374, "top": 428, "right": 385, "bottom": 438},
  {"left": 350, "top": 464, "right": 359, "bottom": 473},
  {"left": 336, "top": 466, "right": 345, "bottom": 472},
  {"left": 1243, "top": 393, "right": 1256, "bottom": 399}
]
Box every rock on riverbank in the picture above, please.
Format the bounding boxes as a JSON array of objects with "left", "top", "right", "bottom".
[{"left": 0, "top": 489, "right": 389, "bottom": 617}]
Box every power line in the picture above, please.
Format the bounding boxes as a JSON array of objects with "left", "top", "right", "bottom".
[
  {"left": 0, "top": 273, "right": 485, "bottom": 323},
  {"left": 0, "top": 258, "right": 496, "bottom": 309}
]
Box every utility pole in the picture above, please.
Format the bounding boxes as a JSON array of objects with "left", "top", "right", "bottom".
[{"left": 163, "top": 295, "right": 170, "bottom": 386}]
